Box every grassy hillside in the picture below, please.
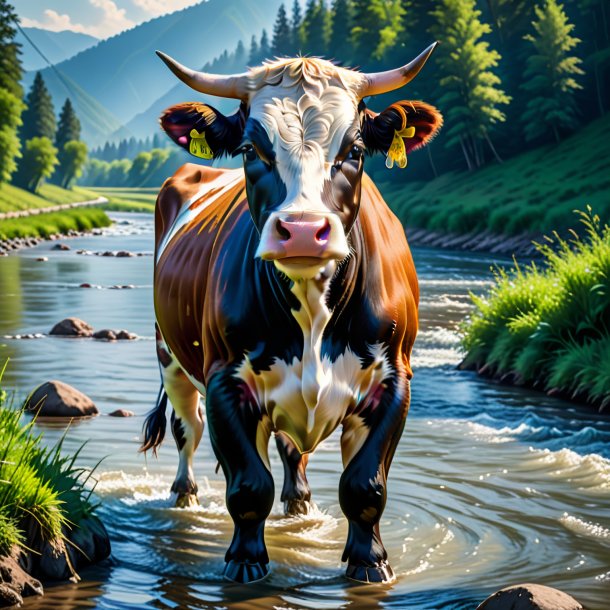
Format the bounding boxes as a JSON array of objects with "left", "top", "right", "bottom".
[
  {"left": 0, "top": 184, "right": 99, "bottom": 214},
  {"left": 89, "top": 187, "right": 157, "bottom": 212},
  {"left": 461, "top": 210, "right": 610, "bottom": 409},
  {"left": 379, "top": 113, "right": 610, "bottom": 237}
]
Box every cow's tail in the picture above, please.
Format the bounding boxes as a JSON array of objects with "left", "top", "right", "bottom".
[{"left": 140, "top": 385, "right": 168, "bottom": 456}]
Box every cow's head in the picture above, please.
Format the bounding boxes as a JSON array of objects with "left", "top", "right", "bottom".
[{"left": 158, "top": 46, "right": 442, "bottom": 279}]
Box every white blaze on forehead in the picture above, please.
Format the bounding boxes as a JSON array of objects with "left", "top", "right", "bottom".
[{"left": 247, "top": 58, "right": 364, "bottom": 211}]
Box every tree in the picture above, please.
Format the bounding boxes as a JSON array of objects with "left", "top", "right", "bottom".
[
  {"left": 19, "top": 72, "right": 56, "bottom": 144},
  {"left": 19, "top": 137, "right": 58, "bottom": 192},
  {"left": 55, "top": 98, "right": 81, "bottom": 151},
  {"left": 0, "top": 0, "right": 22, "bottom": 99},
  {"left": 58, "top": 140, "right": 87, "bottom": 188},
  {"left": 248, "top": 34, "right": 260, "bottom": 65},
  {"left": 272, "top": 4, "right": 293, "bottom": 57},
  {"left": 430, "top": 0, "right": 511, "bottom": 169},
  {"left": 128, "top": 151, "right": 152, "bottom": 186},
  {"left": 521, "top": 0, "right": 584, "bottom": 142},
  {"left": 259, "top": 29, "right": 271, "bottom": 61},
  {"left": 351, "top": 0, "right": 405, "bottom": 66},
  {"left": 0, "top": 88, "right": 23, "bottom": 184},
  {"left": 301, "top": 0, "right": 330, "bottom": 56},
  {"left": 328, "top": 0, "right": 352, "bottom": 61},
  {"left": 291, "top": 0, "right": 303, "bottom": 51},
  {"left": 233, "top": 39, "right": 246, "bottom": 69}
]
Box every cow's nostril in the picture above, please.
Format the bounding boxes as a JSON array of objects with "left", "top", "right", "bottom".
[
  {"left": 276, "top": 219, "right": 291, "bottom": 241},
  {"left": 315, "top": 219, "right": 331, "bottom": 243}
]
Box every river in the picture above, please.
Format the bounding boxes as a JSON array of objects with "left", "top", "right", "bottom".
[{"left": 0, "top": 213, "right": 608, "bottom": 609}]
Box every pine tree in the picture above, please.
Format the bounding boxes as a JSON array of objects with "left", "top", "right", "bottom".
[
  {"left": 301, "top": 0, "right": 330, "bottom": 56},
  {"left": 259, "top": 29, "right": 271, "bottom": 61},
  {"left": 233, "top": 40, "right": 246, "bottom": 69},
  {"left": 248, "top": 34, "right": 259, "bottom": 65},
  {"left": 431, "top": 0, "right": 511, "bottom": 169},
  {"left": 291, "top": 0, "right": 303, "bottom": 52},
  {"left": 328, "top": 0, "right": 352, "bottom": 61},
  {"left": 521, "top": 0, "right": 584, "bottom": 142},
  {"left": 0, "top": 0, "right": 22, "bottom": 99},
  {"left": 19, "top": 72, "right": 56, "bottom": 144},
  {"left": 55, "top": 98, "right": 81, "bottom": 151},
  {"left": 351, "top": 0, "right": 404, "bottom": 66},
  {"left": 272, "top": 4, "right": 293, "bottom": 57}
]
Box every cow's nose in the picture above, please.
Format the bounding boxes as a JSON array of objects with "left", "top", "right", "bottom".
[
  {"left": 275, "top": 217, "right": 331, "bottom": 247},
  {"left": 255, "top": 211, "right": 349, "bottom": 262}
]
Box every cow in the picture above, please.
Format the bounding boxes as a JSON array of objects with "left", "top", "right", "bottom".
[{"left": 141, "top": 44, "right": 442, "bottom": 584}]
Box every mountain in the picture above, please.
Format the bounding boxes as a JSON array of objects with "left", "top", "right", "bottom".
[
  {"left": 23, "top": 0, "right": 283, "bottom": 144},
  {"left": 17, "top": 27, "right": 98, "bottom": 72}
]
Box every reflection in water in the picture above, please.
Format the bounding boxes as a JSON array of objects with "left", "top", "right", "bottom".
[{"left": 0, "top": 214, "right": 608, "bottom": 609}]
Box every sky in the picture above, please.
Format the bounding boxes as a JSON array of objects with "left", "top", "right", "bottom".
[{"left": 17, "top": 0, "right": 204, "bottom": 39}]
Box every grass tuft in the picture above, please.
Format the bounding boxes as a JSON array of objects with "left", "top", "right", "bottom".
[
  {"left": 461, "top": 207, "right": 610, "bottom": 408},
  {"left": 0, "top": 370, "right": 101, "bottom": 556}
]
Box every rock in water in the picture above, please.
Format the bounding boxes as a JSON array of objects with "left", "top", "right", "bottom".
[
  {"left": 49, "top": 317, "right": 94, "bottom": 337},
  {"left": 109, "top": 409, "right": 135, "bottom": 417},
  {"left": 93, "top": 329, "right": 117, "bottom": 341},
  {"left": 27, "top": 381, "right": 98, "bottom": 417},
  {"left": 478, "top": 583, "right": 584, "bottom": 610},
  {"left": 0, "top": 549, "right": 43, "bottom": 608}
]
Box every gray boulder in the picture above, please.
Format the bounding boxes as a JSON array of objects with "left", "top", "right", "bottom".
[
  {"left": 478, "top": 583, "right": 584, "bottom": 610},
  {"left": 27, "top": 381, "right": 98, "bottom": 417}
]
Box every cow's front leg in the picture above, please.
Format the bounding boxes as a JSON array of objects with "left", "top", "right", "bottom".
[
  {"left": 206, "top": 368, "right": 274, "bottom": 584},
  {"left": 276, "top": 432, "right": 312, "bottom": 515},
  {"left": 339, "top": 377, "right": 410, "bottom": 583}
]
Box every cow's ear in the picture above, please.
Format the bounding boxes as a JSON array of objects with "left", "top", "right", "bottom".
[
  {"left": 361, "top": 101, "right": 442, "bottom": 165},
  {"left": 159, "top": 102, "right": 247, "bottom": 159}
]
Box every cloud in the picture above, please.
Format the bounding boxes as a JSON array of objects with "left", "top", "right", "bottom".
[
  {"left": 21, "top": 1, "right": 135, "bottom": 39},
  {"left": 131, "top": 0, "right": 201, "bottom": 17}
]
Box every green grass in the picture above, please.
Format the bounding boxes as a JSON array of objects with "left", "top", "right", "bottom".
[
  {"left": 0, "top": 208, "right": 111, "bottom": 241},
  {"left": 88, "top": 187, "right": 157, "bottom": 212},
  {"left": 461, "top": 209, "right": 610, "bottom": 409},
  {"left": 379, "top": 113, "right": 610, "bottom": 237},
  {"left": 0, "top": 183, "right": 100, "bottom": 214},
  {"left": 0, "top": 372, "right": 99, "bottom": 556}
]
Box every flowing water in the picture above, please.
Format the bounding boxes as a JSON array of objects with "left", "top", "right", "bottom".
[{"left": 0, "top": 213, "right": 608, "bottom": 610}]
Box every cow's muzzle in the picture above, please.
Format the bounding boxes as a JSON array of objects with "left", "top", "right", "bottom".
[{"left": 256, "top": 211, "right": 349, "bottom": 266}]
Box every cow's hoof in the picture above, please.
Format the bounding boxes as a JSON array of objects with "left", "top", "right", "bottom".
[
  {"left": 223, "top": 559, "right": 269, "bottom": 584},
  {"left": 346, "top": 561, "right": 395, "bottom": 584},
  {"left": 284, "top": 498, "right": 313, "bottom": 516},
  {"left": 174, "top": 492, "right": 199, "bottom": 508}
]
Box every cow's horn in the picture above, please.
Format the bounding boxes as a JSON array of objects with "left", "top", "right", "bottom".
[
  {"left": 360, "top": 42, "right": 439, "bottom": 98},
  {"left": 156, "top": 50, "right": 249, "bottom": 100}
]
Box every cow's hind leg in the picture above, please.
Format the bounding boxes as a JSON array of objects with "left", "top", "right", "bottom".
[
  {"left": 339, "top": 378, "right": 410, "bottom": 583},
  {"left": 157, "top": 333, "right": 204, "bottom": 507},
  {"left": 276, "top": 432, "right": 312, "bottom": 515},
  {"left": 206, "top": 368, "right": 274, "bottom": 583}
]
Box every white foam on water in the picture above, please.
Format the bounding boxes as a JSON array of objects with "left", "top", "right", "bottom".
[
  {"left": 420, "top": 295, "right": 473, "bottom": 310},
  {"left": 527, "top": 447, "right": 610, "bottom": 492},
  {"left": 416, "top": 326, "right": 461, "bottom": 347},
  {"left": 411, "top": 347, "right": 462, "bottom": 368},
  {"left": 465, "top": 421, "right": 516, "bottom": 443},
  {"left": 560, "top": 514, "right": 610, "bottom": 541},
  {"left": 419, "top": 278, "right": 492, "bottom": 288}
]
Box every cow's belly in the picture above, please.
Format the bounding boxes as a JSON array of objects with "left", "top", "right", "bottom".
[{"left": 235, "top": 345, "right": 390, "bottom": 454}]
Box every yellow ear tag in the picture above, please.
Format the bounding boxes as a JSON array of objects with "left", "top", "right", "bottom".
[
  {"left": 189, "top": 129, "right": 213, "bottom": 159},
  {"left": 385, "top": 125, "right": 416, "bottom": 169}
]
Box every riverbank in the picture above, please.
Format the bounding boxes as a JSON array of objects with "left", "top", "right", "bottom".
[
  {"left": 460, "top": 209, "right": 610, "bottom": 411},
  {"left": 379, "top": 112, "right": 610, "bottom": 240},
  {"left": 0, "top": 387, "right": 110, "bottom": 607}
]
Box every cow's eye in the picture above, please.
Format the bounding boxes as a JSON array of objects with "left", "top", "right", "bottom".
[
  {"left": 346, "top": 144, "right": 364, "bottom": 161},
  {"left": 234, "top": 144, "right": 258, "bottom": 162}
]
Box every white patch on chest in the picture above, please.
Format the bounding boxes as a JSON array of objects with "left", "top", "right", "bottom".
[{"left": 234, "top": 269, "right": 392, "bottom": 453}]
